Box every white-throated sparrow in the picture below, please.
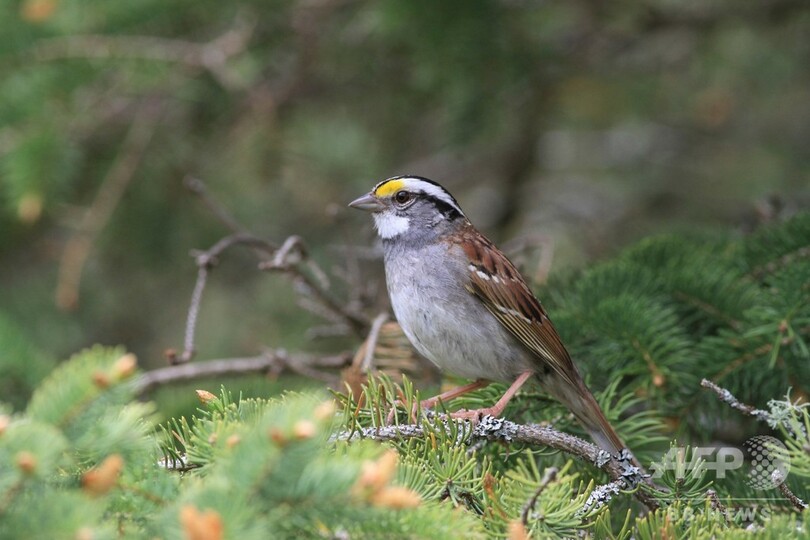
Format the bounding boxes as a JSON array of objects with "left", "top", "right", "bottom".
[{"left": 349, "top": 175, "right": 626, "bottom": 455}]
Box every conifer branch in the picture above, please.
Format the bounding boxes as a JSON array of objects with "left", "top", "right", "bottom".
[
  {"left": 773, "top": 471, "right": 808, "bottom": 512},
  {"left": 632, "top": 338, "right": 666, "bottom": 387},
  {"left": 672, "top": 291, "right": 741, "bottom": 330},
  {"left": 334, "top": 416, "right": 661, "bottom": 510},
  {"left": 712, "top": 342, "right": 775, "bottom": 381},
  {"left": 750, "top": 245, "right": 810, "bottom": 279},
  {"left": 700, "top": 379, "right": 771, "bottom": 423}
]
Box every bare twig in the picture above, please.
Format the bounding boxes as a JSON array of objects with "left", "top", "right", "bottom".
[
  {"left": 259, "top": 236, "right": 369, "bottom": 336},
  {"left": 187, "top": 177, "right": 368, "bottom": 332},
  {"left": 267, "top": 235, "right": 307, "bottom": 268},
  {"left": 774, "top": 472, "right": 808, "bottom": 512},
  {"left": 136, "top": 351, "right": 350, "bottom": 394},
  {"left": 706, "top": 489, "right": 729, "bottom": 523},
  {"left": 521, "top": 467, "right": 558, "bottom": 526},
  {"left": 55, "top": 101, "right": 161, "bottom": 311},
  {"left": 32, "top": 17, "right": 255, "bottom": 90},
  {"left": 700, "top": 379, "right": 771, "bottom": 423},
  {"left": 265, "top": 347, "right": 343, "bottom": 384},
  {"left": 174, "top": 176, "right": 372, "bottom": 364},
  {"left": 180, "top": 265, "right": 208, "bottom": 364},
  {"left": 357, "top": 312, "right": 390, "bottom": 372},
  {"left": 196, "top": 233, "right": 276, "bottom": 263},
  {"left": 170, "top": 233, "right": 278, "bottom": 364},
  {"left": 333, "top": 415, "right": 661, "bottom": 511},
  {"left": 183, "top": 176, "right": 247, "bottom": 234}
]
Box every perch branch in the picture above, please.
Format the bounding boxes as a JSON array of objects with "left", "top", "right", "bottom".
[{"left": 333, "top": 415, "right": 661, "bottom": 511}]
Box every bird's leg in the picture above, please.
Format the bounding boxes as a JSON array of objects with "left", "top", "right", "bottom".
[
  {"left": 450, "top": 371, "right": 533, "bottom": 421},
  {"left": 420, "top": 379, "right": 491, "bottom": 410},
  {"left": 386, "top": 379, "right": 491, "bottom": 423}
]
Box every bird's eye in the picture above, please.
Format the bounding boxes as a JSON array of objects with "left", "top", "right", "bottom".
[{"left": 394, "top": 190, "right": 411, "bottom": 204}]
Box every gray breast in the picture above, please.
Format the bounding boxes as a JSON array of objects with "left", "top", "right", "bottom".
[{"left": 382, "top": 242, "right": 535, "bottom": 382}]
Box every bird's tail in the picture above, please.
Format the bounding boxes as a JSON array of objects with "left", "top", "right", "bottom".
[
  {"left": 575, "top": 388, "right": 626, "bottom": 457},
  {"left": 546, "top": 376, "right": 626, "bottom": 457}
]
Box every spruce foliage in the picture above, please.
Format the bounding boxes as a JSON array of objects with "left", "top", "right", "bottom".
[{"left": 0, "top": 212, "right": 808, "bottom": 537}]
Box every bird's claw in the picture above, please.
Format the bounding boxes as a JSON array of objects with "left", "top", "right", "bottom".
[{"left": 447, "top": 407, "right": 495, "bottom": 426}]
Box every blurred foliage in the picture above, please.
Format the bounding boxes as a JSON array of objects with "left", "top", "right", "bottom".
[{"left": 1, "top": 1, "right": 809, "bottom": 405}]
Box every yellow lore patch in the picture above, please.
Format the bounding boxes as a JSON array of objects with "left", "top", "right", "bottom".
[{"left": 374, "top": 179, "right": 405, "bottom": 197}]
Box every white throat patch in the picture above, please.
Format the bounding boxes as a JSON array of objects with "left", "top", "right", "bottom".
[{"left": 373, "top": 212, "right": 410, "bottom": 239}]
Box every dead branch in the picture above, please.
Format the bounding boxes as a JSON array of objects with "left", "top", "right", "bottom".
[
  {"left": 184, "top": 176, "right": 248, "bottom": 234},
  {"left": 137, "top": 350, "right": 351, "bottom": 394},
  {"left": 357, "top": 312, "right": 390, "bottom": 372},
  {"left": 774, "top": 472, "right": 808, "bottom": 512},
  {"left": 258, "top": 236, "right": 369, "bottom": 336},
  {"left": 32, "top": 16, "right": 255, "bottom": 90},
  {"left": 170, "top": 233, "right": 278, "bottom": 364},
  {"left": 706, "top": 489, "right": 729, "bottom": 523},
  {"left": 700, "top": 379, "right": 772, "bottom": 423},
  {"left": 172, "top": 177, "right": 371, "bottom": 364}
]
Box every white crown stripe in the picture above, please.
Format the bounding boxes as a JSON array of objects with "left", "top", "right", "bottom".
[{"left": 386, "top": 177, "right": 465, "bottom": 217}]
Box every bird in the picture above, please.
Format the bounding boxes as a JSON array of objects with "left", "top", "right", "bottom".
[{"left": 349, "top": 175, "right": 627, "bottom": 456}]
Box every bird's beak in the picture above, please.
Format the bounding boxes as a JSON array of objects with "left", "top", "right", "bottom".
[{"left": 348, "top": 192, "right": 385, "bottom": 212}]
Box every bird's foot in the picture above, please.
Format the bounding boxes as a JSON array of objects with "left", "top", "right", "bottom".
[{"left": 447, "top": 407, "right": 499, "bottom": 425}]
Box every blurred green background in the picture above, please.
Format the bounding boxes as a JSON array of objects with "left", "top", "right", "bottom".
[{"left": 1, "top": 0, "right": 808, "bottom": 409}]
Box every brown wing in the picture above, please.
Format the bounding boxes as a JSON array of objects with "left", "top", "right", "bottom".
[{"left": 454, "top": 224, "right": 579, "bottom": 388}]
